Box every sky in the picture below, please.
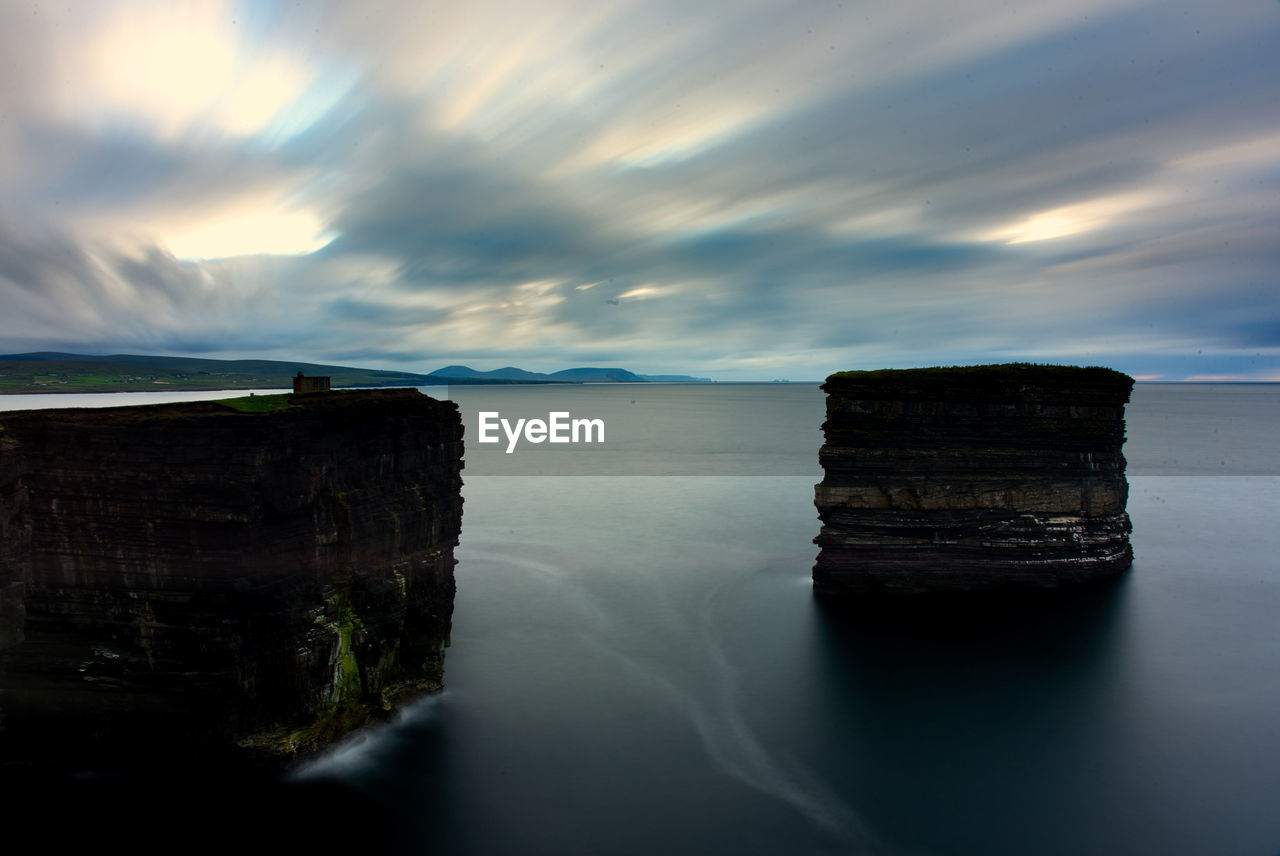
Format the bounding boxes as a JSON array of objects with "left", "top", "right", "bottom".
[{"left": 1, "top": 0, "right": 1278, "bottom": 381}]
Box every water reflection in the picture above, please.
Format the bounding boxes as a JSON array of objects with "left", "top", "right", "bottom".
[{"left": 807, "top": 579, "right": 1132, "bottom": 856}]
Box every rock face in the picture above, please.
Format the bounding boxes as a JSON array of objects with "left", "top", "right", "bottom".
[
  {"left": 0, "top": 389, "right": 463, "bottom": 766},
  {"left": 813, "top": 365, "right": 1134, "bottom": 594}
]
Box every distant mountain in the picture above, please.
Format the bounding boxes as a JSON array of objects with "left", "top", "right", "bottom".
[
  {"left": 548, "top": 367, "right": 642, "bottom": 382},
  {"left": 430, "top": 365, "right": 711, "bottom": 383},
  {"left": 636, "top": 374, "right": 713, "bottom": 383},
  {"left": 428, "top": 365, "right": 556, "bottom": 381}
]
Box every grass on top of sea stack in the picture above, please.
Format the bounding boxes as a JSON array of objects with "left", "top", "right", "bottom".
[{"left": 214, "top": 394, "right": 296, "bottom": 413}]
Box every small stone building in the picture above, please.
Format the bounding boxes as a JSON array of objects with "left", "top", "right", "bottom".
[{"left": 293, "top": 372, "right": 331, "bottom": 394}]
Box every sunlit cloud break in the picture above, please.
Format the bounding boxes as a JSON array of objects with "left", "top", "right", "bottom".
[{"left": 165, "top": 207, "right": 334, "bottom": 260}]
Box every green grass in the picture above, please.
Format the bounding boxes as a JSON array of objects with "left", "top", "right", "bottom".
[
  {"left": 213, "top": 394, "right": 296, "bottom": 413},
  {"left": 827, "top": 362, "right": 1133, "bottom": 386}
]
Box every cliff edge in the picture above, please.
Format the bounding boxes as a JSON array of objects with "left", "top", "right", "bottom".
[
  {"left": 813, "top": 364, "right": 1134, "bottom": 594},
  {"left": 0, "top": 388, "right": 463, "bottom": 767}
]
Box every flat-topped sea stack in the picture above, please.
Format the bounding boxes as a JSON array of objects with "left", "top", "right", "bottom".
[
  {"left": 0, "top": 388, "right": 463, "bottom": 768},
  {"left": 813, "top": 364, "right": 1134, "bottom": 594}
]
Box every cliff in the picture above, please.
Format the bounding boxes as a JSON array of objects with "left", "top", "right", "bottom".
[
  {"left": 813, "top": 364, "right": 1134, "bottom": 594},
  {"left": 0, "top": 388, "right": 463, "bottom": 767}
]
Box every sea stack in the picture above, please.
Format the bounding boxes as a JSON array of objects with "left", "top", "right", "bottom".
[
  {"left": 813, "top": 364, "right": 1134, "bottom": 594},
  {"left": 0, "top": 388, "right": 463, "bottom": 766}
]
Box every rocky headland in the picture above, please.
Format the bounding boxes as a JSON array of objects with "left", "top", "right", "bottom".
[
  {"left": 813, "top": 364, "right": 1134, "bottom": 594},
  {"left": 0, "top": 388, "right": 463, "bottom": 769}
]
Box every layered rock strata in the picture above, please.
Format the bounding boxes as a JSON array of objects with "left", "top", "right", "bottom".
[
  {"left": 813, "top": 365, "right": 1133, "bottom": 594},
  {"left": 0, "top": 389, "right": 463, "bottom": 765}
]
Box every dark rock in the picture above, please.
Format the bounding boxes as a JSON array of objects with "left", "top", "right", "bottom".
[
  {"left": 0, "top": 389, "right": 463, "bottom": 769},
  {"left": 813, "top": 364, "right": 1134, "bottom": 594}
]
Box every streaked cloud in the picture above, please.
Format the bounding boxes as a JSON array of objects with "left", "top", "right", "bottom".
[
  {"left": 0, "top": 0, "right": 1277, "bottom": 379},
  {"left": 979, "top": 191, "right": 1163, "bottom": 245}
]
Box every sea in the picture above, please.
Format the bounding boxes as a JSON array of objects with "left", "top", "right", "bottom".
[{"left": 2, "top": 382, "right": 1277, "bottom": 855}]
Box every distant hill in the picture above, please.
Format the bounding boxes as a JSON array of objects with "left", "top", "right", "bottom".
[
  {"left": 429, "top": 365, "right": 551, "bottom": 381},
  {"left": 549, "top": 367, "right": 642, "bottom": 382},
  {"left": 0, "top": 352, "right": 439, "bottom": 394},
  {"left": 0, "top": 353, "right": 711, "bottom": 394},
  {"left": 634, "top": 374, "right": 713, "bottom": 383},
  {"left": 429, "top": 365, "right": 711, "bottom": 383}
]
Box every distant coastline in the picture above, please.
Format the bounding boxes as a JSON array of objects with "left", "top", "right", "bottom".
[{"left": 0, "top": 352, "right": 711, "bottom": 394}]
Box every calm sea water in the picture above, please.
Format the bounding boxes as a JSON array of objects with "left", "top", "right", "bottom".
[{"left": 3, "top": 383, "right": 1278, "bottom": 855}]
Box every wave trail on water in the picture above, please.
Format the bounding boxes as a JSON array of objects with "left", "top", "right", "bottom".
[
  {"left": 452, "top": 516, "right": 925, "bottom": 854},
  {"left": 581, "top": 568, "right": 906, "bottom": 854}
]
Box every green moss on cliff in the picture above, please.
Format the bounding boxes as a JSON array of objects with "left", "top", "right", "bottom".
[
  {"left": 321, "top": 583, "right": 364, "bottom": 707},
  {"left": 239, "top": 701, "right": 373, "bottom": 760},
  {"left": 239, "top": 583, "right": 377, "bottom": 759}
]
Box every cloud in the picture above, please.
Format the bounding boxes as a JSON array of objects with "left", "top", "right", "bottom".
[
  {"left": 0, "top": 0, "right": 1278, "bottom": 378},
  {"left": 0, "top": 216, "right": 327, "bottom": 358}
]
